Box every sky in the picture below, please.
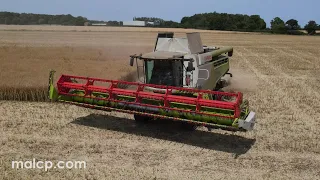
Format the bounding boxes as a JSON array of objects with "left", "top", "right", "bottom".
[{"left": 1, "top": 0, "right": 319, "bottom": 27}]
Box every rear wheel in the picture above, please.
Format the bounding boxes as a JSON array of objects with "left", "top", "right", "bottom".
[
  {"left": 134, "top": 114, "right": 152, "bottom": 123},
  {"left": 215, "top": 79, "right": 228, "bottom": 91}
]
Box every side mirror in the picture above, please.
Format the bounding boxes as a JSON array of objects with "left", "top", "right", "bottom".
[
  {"left": 187, "top": 61, "right": 195, "bottom": 72},
  {"left": 129, "top": 57, "right": 134, "bottom": 66}
]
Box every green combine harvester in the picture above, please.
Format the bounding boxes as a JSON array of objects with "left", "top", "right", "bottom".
[{"left": 48, "top": 32, "right": 255, "bottom": 131}]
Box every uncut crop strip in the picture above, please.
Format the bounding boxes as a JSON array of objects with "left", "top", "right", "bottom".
[
  {"left": 0, "top": 70, "right": 137, "bottom": 102},
  {"left": 0, "top": 86, "right": 48, "bottom": 101}
]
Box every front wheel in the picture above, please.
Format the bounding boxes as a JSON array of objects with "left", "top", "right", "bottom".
[
  {"left": 134, "top": 114, "right": 152, "bottom": 123},
  {"left": 180, "top": 122, "right": 197, "bottom": 131}
]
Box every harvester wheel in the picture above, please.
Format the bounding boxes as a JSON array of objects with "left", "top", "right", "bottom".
[
  {"left": 212, "top": 89, "right": 224, "bottom": 100},
  {"left": 180, "top": 122, "right": 197, "bottom": 131},
  {"left": 134, "top": 114, "right": 151, "bottom": 124}
]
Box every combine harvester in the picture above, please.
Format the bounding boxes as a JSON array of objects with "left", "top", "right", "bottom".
[{"left": 48, "top": 32, "right": 255, "bottom": 132}]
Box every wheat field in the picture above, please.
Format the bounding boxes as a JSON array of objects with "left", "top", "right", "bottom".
[{"left": 0, "top": 26, "right": 320, "bottom": 179}]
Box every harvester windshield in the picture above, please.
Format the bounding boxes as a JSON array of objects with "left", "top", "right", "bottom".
[{"left": 146, "top": 60, "right": 183, "bottom": 87}]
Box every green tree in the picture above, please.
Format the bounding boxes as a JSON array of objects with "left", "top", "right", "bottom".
[
  {"left": 60, "top": 15, "right": 71, "bottom": 24},
  {"left": 259, "top": 19, "right": 267, "bottom": 29},
  {"left": 271, "top": 17, "right": 286, "bottom": 34},
  {"left": 75, "top": 16, "right": 86, "bottom": 26},
  {"left": 181, "top": 17, "right": 188, "bottom": 24},
  {"left": 286, "top": 19, "right": 300, "bottom": 30},
  {"left": 107, "top": 21, "right": 120, "bottom": 26},
  {"left": 160, "top": 20, "right": 180, "bottom": 28},
  {"left": 0, "top": 12, "right": 93, "bottom": 26},
  {"left": 248, "top": 15, "right": 266, "bottom": 30},
  {"left": 5, "top": 17, "right": 12, "bottom": 24},
  {"left": 304, "top": 20, "right": 317, "bottom": 35},
  {"left": 12, "top": 17, "right": 20, "bottom": 24},
  {"left": 180, "top": 12, "right": 266, "bottom": 31},
  {"left": 48, "top": 19, "right": 57, "bottom": 25},
  {"left": 19, "top": 13, "right": 28, "bottom": 25},
  {"left": 38, "top": 18, "right": 45, "bottom": 24}
]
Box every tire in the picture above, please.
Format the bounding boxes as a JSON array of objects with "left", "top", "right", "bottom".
[
  {"left": 212, "top": 89, "right": 224, "bottom": 100},
  {"left": 180, "top": 122, "right": 197, "bottom": 131},
  {"left": 134, "top": 114, "right": 152, "bottom": 123}
]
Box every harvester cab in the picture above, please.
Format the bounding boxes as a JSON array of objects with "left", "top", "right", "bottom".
[
  {"left": 130, "top": 32, "right": 233, "bottom": 92},
  {"left": 48, "top": 32, "right": 256, "bottom": 132}
]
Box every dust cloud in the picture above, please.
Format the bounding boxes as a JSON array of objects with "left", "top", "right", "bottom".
[{"left": 222, "top": 69, "right": 257, "bottom": 93}]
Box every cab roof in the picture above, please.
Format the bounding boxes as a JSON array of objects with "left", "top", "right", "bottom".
[{"left": 141, "top": 51, "right": 186, "bottom": 60}]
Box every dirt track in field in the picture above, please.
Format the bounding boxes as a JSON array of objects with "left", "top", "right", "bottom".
[{"left": 0, "top": 26, "right": 320, "bottom": 179}]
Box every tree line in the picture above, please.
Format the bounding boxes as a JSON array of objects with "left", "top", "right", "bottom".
[
  {"left": 180, "top": 13, "right": 267, "bottom": 31},
  {"left": 271, "top": 17, "right": 319, "bottom": 35},
  {"left": 0, "top": 12, "right": 87, "bottom": 26},
  {"left": 137, "top": 13, "right": 319, "bottom": 35},
  {"left": 0, "top": 11, "right": 319, "bottom": 35}
]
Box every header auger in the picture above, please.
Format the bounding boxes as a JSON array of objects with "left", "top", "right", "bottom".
[{"left": 48, "top": 32, "right": 255, "bottom": 132}]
